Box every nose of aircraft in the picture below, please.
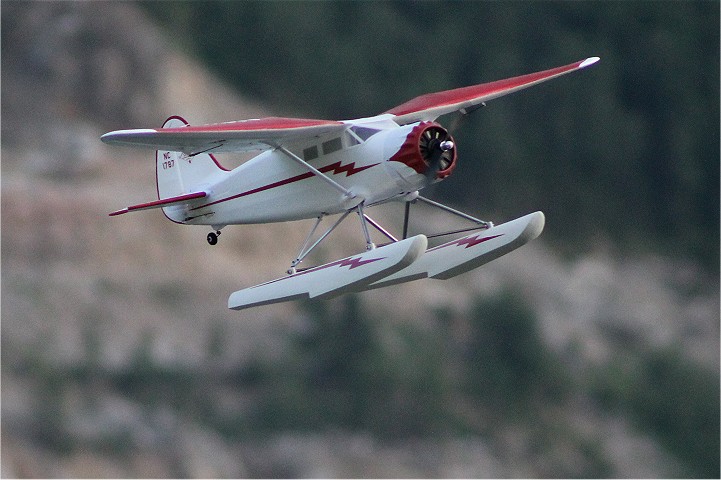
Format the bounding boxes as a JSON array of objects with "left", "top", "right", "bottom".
[{"left": 387, "top": 121, "right": 457, "bottom": 181}]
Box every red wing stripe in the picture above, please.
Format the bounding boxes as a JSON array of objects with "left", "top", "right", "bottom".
[
  {"left": 158, "top": 117, "right": 343, "bottom": 134},
  {"left": 386, "top": 58, "right": 598, "bottom": 119}
]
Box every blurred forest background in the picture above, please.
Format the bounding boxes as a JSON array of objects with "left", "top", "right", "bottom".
[{"left": 2, "top": 1, "right": 719, "bottom": 478}]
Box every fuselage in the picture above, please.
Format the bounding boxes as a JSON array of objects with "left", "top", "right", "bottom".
[{"left": 166, "top": 116, "right": 457, "bottom": 227}]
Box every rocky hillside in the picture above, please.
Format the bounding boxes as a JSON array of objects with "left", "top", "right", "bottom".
[{"left": 2, "top": 3, "right": 718, "bottom": 477}]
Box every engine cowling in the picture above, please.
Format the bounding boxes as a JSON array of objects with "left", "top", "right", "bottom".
[{"left": 388, "top": 122, "right": 457, "bottom": 180}]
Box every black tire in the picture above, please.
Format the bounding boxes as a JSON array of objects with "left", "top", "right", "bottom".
[{"left": 207, "top": 232, "right": 218, "bottom": 245}]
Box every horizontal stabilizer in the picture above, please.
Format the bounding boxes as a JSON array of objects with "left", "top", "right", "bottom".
[
  {"left": 109, "top": 191, "right": 207, "bottom": 216},
  {"left": 360, "top": 211, "right": 545, "bottom": 290},
  {"left": 228, "top": 235, "right": 427, "bottom": 310}
]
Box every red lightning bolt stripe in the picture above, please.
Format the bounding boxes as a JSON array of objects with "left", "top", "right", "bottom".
[
  {"left": 337, "top": 256, "right": 386, "bottom": 270},
  {"left": 318, "top": 161, "right": 378, "bottom": 177},
  {"left": 250, "top": 255, "right": 387, "bottom": 289},
  {"left": 427, "top": 234, "right": 504, "bottom": 252}
]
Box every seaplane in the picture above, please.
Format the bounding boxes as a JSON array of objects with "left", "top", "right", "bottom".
[{"left": 102, "top": 56, "right": 599, "bottom": 310}]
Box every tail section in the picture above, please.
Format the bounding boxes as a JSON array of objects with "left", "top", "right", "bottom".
[{"left": 156, "top": 116, "right": 229, "bottom": 200}]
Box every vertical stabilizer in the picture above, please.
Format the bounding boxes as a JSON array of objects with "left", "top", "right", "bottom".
[{"left": 156, "top": 116, "right": 229, "bottom": 200}]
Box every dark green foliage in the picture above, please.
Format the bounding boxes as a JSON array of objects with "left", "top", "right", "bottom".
[
  {"left": 463, "top": 290, "right": 569, "bottom": 414},
  {"left": 248, "top": 295, "right": 453, "bottom": 438},
  {"left": 591, "top": 348, "right": 720, "bottom": 478},
  {"left": 239, "top": 290, "right": 575, "bottom": 440},
  {"left": 142, "top": 1, "right": 719, "bottom": 268},
  {"left": 10, "top": 288, "right": 717, "bottom": 476}
]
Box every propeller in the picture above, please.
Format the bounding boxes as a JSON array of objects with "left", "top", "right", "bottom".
[
  {"left": 423, "top": 102, "right": 486, "bottom": 180},
  {"left": 419, "top": 125, "right": 456, "bottom": 180}
]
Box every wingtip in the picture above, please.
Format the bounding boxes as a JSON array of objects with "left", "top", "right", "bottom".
[
  {"left": 580, "top": 56, "right": 600, "bottom": 68},
  {"left": 100, "top": 129, "right": 156, "bottom": 144}
]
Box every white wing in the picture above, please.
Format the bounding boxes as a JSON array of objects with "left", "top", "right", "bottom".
[{"left": 101, "top": 116, "right": 346, "bottom": 154}]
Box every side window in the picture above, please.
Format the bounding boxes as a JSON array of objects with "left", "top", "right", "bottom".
[
  {"left": 303, "top": 145, "right": 319, "bottom": 161},
  {"left": 322, "top": 137, "right": 342, "bottom": 155}
]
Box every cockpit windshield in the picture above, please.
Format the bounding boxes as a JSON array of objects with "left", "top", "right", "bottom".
[{"left": 349, "top": 125, "right": 381, "bottom": 141}]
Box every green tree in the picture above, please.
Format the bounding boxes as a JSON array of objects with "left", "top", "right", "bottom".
[{"left": 463, "top": 290, "right": 568, "bottom": 414}]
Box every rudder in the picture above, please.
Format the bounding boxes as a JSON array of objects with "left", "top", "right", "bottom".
[{"left": 156, "top": 116, "right": 229, "bottom": 199}]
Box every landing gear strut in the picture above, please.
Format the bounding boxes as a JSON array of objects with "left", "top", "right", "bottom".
[{"left": 207, "top": 230, "right": 221, "bottom": 245}]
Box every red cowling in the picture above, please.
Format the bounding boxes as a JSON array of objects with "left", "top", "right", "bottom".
[{"left": 388, "top": 122, "right": 457, "bottom": 179}]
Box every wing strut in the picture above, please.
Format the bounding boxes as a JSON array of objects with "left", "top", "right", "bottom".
[
  {"left": 403, "top": 201, "right": 411, "bottom": 239},
  {"left": 356, "top": 202, "right": 376, "bottom": 251},
  {"left": 402, "top": 196, "right": 494, "bottom": 239},
  {"left": 415, "top": 196, "right": 493, "bottom": 227},
  {"left": 362, "top": 213, "right": 398, "bottom": 243},
  {"left": 289, "top": 210, "right": 353, "bottom": 274},
  {"left": 289, "top": 202, "right": 385, "bottom": 274}
]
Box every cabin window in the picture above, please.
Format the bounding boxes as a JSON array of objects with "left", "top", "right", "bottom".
[
  {"left": 322, "top": 137, "right": 342, "bottom": 155},
  {"left": 303, "top": 145, "right": 319, "bottom": 161}
]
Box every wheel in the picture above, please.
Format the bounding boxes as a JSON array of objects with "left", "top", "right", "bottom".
[{"left": 207, "top": 232, "right": 218, "bottom": 245}]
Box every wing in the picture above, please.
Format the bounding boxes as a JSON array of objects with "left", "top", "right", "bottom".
[
  {"left": 101, "top": 117, "right": 346, "bottom": 154},
  {"left": 385, "top": 57, "right": 599, "bottom": 125}
]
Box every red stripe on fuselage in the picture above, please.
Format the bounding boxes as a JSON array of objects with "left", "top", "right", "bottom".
[
  {"left": 320, "top": 160, "right": 377, "bottom": 177},
  {"left": 191, "top": 170, "right": 315, "bottom": 210},
  {"left": 191, "top": 161, "right": 379, "bottom": 211}
]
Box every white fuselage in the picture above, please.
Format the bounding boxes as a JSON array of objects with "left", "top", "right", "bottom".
[{"left": 168, "top": 118, "right": 452, "bottom": 227}]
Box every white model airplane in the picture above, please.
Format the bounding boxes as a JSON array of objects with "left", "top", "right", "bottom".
[{"left": 102, "top": 57, "right": 599, "bottom": 310}]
